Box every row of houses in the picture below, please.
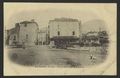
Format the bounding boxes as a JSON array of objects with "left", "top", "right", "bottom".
[
  {"left": 5, "top": 18, "right": 109, "bottom": 48},
  {"left": 5, "top": 18, "right": 81, "bottom": 47},
  {"left": 80, "top": 31, "right": 109, "bottom": 47},
  {"left": 6, "top": 20, "right": 39, "bottom": 46}
]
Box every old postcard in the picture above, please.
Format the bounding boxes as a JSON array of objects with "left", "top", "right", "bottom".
[{"left": 4, "top": 3, "right": 117, "bottom": 75}]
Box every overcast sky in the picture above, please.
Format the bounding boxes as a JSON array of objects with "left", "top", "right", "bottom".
[{"left": 4, "top": 3, "right": 116, "bottom": 33}]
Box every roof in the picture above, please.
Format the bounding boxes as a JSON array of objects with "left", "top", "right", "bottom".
[
  {"left": 86, "top": 32, "right": 98, "bottom": 36},
  {"left": 49, "top": 18, "right": 79, "bottom": 22},
  {"left": 7, "top": 26, "right": 20, "bottom": 35},
  {"left": 19, "top": 20, "right": 38, "bottom": 26},
  {"left": 20, "top": 21, "right": 33, "bottom": 24}
]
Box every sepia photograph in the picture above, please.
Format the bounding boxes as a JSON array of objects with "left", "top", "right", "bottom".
[{"left": 4, "top": 3, "right": 117, "bottom": 75}]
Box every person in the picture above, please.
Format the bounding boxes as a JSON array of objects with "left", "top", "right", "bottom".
[{"left": 90, "top": 54, "right": 96, "bottom": 64}]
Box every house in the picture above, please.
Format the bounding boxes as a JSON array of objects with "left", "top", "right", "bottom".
[
  {"left": 86, "top": 32, "right": 100, "bottom": 45},
  {"left": 80, "top": 31, "right": 109, "bottom": 46},
  {"left": 48, "top": 17, "right": 81, "bottom": 48},
  {"left": 7, "top": 20, "right": 39, "bottom": 46},
  {"left": 38, "top": 27, "right": 47, "bottom": 45},
  {"left": 7, "top": 24, "right": 20, "bottom": 46}
]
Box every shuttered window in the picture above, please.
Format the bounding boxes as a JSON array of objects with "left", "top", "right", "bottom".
[
  {"left": 72, "top": 31, "right": 75, "bottom": 35},
  {"left": 58, "top": 31, "right": 60, "bottom": 36}
]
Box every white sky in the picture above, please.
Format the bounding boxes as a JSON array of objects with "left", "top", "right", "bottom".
[{"left": 4, "top": 3, "right": 116, "bottom": 33}]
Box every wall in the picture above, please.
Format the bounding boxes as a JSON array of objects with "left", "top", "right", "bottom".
[
  {"left": 9, "top": 33, "right": 18, "bottom": 45},
  {"left": 38, "top": 31, "right": 47, "bottom": 45},
  {"left": 19, "top": 22, "right": 39, "bottom": 46},
  {"left": 49, "top": 21, "right": 80, "bottom": 38},
  {"left": 7, "top": 26, "right": 19, "bottom": 45}
]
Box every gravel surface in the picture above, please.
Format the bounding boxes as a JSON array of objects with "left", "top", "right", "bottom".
[{"left": 7, "top": 45, "right": 107, "bottom": 68}]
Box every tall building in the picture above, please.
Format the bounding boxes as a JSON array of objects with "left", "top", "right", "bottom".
[
  {"left": 48, "top": 17, "right": 81, "bottom": 48},
  {"left": 7, "top": 20, "right": 39, "bottom": 46}
]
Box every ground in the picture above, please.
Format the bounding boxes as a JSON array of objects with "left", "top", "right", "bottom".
[{"left": 6, "top": 45, "right": 107, "bottom": 68}]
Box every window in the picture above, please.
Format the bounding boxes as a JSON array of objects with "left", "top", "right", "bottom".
[
  {"left": 72, "top": 31, "right": 75, "bottom": 35},
  {"left": 58, "top": 31, "right": 60, "bottom": 36},
  {"left": 13, "top": 36, "right": 16, "bottom": 40},
  {"left": 26, "top": 34, "right": 28, "bottom": 39},
  {"left": 24, "top": 23, "right": 27, "bottom": 27}
]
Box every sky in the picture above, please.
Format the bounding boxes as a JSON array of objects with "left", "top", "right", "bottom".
[{"left": 4, "top": 3, "right": 116, "bottom": 34}]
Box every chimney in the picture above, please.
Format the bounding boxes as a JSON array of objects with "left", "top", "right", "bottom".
[
  {"left": 15, "top": 23, "right": 19, "bottom": 27},
  {"left": 31, "top": 19, "right": 35, "bottom": 22}
]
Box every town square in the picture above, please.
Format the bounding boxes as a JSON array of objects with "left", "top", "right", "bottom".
[{"left": 4, "top": 3, "right": 116, "bottom": 75}]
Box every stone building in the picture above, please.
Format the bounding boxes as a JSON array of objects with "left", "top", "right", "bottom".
[
  {"left": 38, "top": 27, "right": 47, "bottom": 45},
  {"left": 7, "top": 20, "right": 39, "bottom": 46},
  {"left": 48, "top": 18, "right": 81, "bottom": 48}
]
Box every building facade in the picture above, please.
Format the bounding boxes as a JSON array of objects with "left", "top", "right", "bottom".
[
  {"left": 38, "top": 28, "right": 47, "bottom": 45},
  {"left": 48, "top": 18, "right": 81, "bottom": 38},
  {"left": 7, "top": 20, "right": 39, "bottom": 46},
  {"left": 48, "top": 18, "right": 81, "bottom": 48}
]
